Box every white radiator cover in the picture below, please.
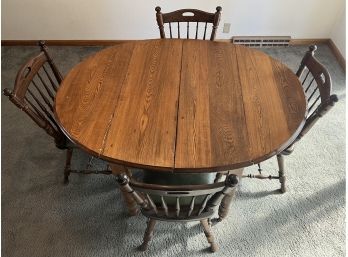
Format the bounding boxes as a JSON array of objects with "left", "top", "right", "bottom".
[{"left": 232, "top": 36, "right": 291, "bottom": 47}]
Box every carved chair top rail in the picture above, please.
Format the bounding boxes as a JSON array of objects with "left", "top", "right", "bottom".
[
  {"left": 158, "top": 7, "right": 220, "bottom": 23},
  {"left": 12, "top": 52, "right": 48, "bottom": 101}
]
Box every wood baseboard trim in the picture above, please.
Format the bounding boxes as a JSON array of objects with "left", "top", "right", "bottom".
[
  {"left": 289, "top": 38, "right": 330, "bottom": 45},
  {"left": 2, "top": 39, "right": 234, "bottom": 46},
  {"left": 1, "top": 40, "right": 131, "bottom": 46},
  {"left": 290, "top": 38, "right": 330, "bottom": 46},
  {"left": 215, "top": 39, "right": 232, "bottom": 43},
  {"left": 327, "top": 39, "right": 346, "bottom": 72}
]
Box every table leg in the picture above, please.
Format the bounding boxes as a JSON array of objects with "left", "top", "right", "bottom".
[{"left": 110, "top": 163, "right": 138, "bottom": 216}]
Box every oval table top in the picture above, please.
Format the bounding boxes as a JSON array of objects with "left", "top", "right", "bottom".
[{"left": 55, "top": 39, "right": 307, "bottom": 173}]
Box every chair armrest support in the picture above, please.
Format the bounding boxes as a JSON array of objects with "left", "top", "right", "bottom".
[{"left": 115, "top": 174, "right": 150, "bottom": 210}]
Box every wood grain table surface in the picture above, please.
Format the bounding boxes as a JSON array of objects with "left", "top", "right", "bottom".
[{"left": 54, "top": 39, "right": 307, "bottom": 173}]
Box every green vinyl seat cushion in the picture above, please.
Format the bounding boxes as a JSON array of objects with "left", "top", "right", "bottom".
[{"left": 143, "top": 170, "right": 216, "bottom": 185}]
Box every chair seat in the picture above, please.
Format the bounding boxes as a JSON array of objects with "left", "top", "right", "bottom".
[{"left": 143, "top": 170, "right": 216, "bottom": 185}]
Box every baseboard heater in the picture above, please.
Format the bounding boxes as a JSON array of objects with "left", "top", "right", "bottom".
[{"left": 232, "top": 36, "right": 291, "bottom": 47}]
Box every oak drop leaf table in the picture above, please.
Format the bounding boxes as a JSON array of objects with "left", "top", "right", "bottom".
[{"left": 54, "top": 39, "right": 307, "bottom": 214}]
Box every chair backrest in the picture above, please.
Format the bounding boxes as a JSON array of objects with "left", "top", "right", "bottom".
[
  {"left": 3, "top": 41, "right": 67, "bottom": 148},
  {"left": 116, "top": 173, "right": 238, "bottom": 222},
  {"left": 155, "top": 6, "right": 222, "bottom": 41},
  {"left": 295, "top": 45, "right": 338, "bottom": 140}
]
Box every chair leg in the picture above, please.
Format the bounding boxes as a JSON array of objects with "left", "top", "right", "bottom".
[
  {"left": 277, "top": 154, "right": 286, "bottom": 193},
  {"left": 200, "top": 219, "right": 218, "bottom": 252},
  {"left": 139, "top": 218, "right": 156, "bottom": 251},
  {"left": 64, "top": 148, "right": 73, "bottom": 184}
]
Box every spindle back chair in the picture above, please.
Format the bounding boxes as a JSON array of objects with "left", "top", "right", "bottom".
[
  {"left": 3, "top": 41, "right": 112, "bottom": 183},
  {"left": 244, "top": 45, "right": 338, "bottom": 193},
  {"left": 155, "top": 6, "right": 222, "bottom": 41},
  {"left": 3, "top": 41, "right": 66, "bottom": 148},
  {"left": 295, "top": 45, "right": 338, "bottom": 140},
  {"left": 116, "top": 173, "right": 239, "bottom": 252}
]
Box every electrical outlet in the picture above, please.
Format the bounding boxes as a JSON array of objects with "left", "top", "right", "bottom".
[{"left": 223, "top": 23, "right": 231, "bottom": 33}]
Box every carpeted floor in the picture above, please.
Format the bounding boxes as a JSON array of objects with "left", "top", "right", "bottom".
[{"left": 1, "top": 43, "right": 345, "bottom": 257}]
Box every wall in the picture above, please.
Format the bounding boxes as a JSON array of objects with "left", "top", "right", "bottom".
[
  {"left": 1, "top": 0, "right": 345, "bottom": 40},
  {"left": 330, "top": 6, "right": 346, "bottom": 59}
]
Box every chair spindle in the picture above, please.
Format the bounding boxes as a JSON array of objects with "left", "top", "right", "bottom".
[
  {"left": 187, "top": 22, "right": 189, "bottom": 39},
  {"left": 27, "top": 88, "right": 57, "bottom": 128},
  {"left": 198, "top": 194, "right": 211, "bottom": 215},
  {"left": 187, "top": 196, "right": 195, "bottom": 217},
  {"left": 155, "top": 6, "right": 221, "bottom": 41},
  {"left": 308, "top": 95, "right": 321, "bottom": 114},
  {"left": 42, "top": 64, "right": 58, "bottom": 92},
  {"left": 301, "top": 70, "right": 311, "bottom": 85},
  {"left": 31, "top": 80, "right": 54, "bottom": 112},
  {"left": 304, "top": 77, "right": 315, "bottom": 93},
  {"left": 175, "top": 197, "right": 180, "bottom": 217},
  {"left": 177, "top": 22, "right": 180, "bottom": 38},
  {"left": 37, "top": 71, "right": 55, "bottom": 101},
  {"left": 24, "top": 96, "right": 46, "bottom": 120},
  {"left": 169, "top": 22, "right": 173, "bottom": 38},
  {"left": 307, "top": 86, "right": 319, "bottom": 102},
  {"left": 161, "top": 196, "right": 169, "bottom": 216},
  {"left": 203, "top": 22, "right": 207, "bottom": 40},
  {"left": 146, "top": 194, "right": 158, "bottom": 214}
]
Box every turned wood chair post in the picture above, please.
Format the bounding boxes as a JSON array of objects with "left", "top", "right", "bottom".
[
  {"left": 277, "top": 154, "right": 286, "bottom": 193},
  {"left": 201, "top": 218, "right": 218, "bottom": 252},
  {"left": 296, "top": 45, "right": 317, "bottom": 78},
  {"left": 115, "top": 173, "right": 149, "bottom": 210},
  {"left": 155, "top": 6, "right": 165, "bottom": 39},
  {"left": 139, "top": 218, "right": 157, "bottom": 251},
  {"left": 213, "top": 174, "right": 239, "bottom": 221},
  {"left": 64, "top": 148, "right": 73, "bottom": 184},
  {"left": 112, "top": 167, "right": 141, "bottom": 216},
  {"left": 210, "top": 6, "right": 222, "bottom": 41}
]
